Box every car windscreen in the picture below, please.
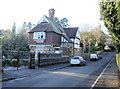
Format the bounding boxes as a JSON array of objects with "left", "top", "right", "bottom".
[
  {"left": 72, "top": 57, "right": 79, "bottom": 59},
  {"left": 91, "top": 54, "right": 97, "bottom": 57}
]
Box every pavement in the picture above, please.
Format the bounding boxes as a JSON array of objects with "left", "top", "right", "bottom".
[
  {"left": 0, "top": 62, "right": 70, "bottom": 82},
  {"left": 93, "top": 58, "right": 120, "bottom": 88}
]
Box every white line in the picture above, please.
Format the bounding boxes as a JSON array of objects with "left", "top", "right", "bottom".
[{"left": 90, "top": 58, "right": 114, "bottom": 89}]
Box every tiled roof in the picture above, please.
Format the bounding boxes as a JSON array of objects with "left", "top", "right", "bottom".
[
  {"left": 64, "top": 27, "right": 79, "bottom": 38},
  {"left": 29, "top": 15, "right": 72, "bottom": 42},
  {"left": 28, "top": 23, "right": 53, "bottom": 32}
]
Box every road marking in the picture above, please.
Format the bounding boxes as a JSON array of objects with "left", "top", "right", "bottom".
[{"left": 90, "top": 58, "right": 114, "bottom": 89}]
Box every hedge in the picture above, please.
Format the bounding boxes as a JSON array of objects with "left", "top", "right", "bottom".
[{"left": 116, "top": 53, "right": 120, "bottom": 71}]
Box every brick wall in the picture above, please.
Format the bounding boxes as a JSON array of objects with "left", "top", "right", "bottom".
[
  {"left": 28, "top": 32, "right": 61, "bottom": 45},
  {"left": 36, "top": 53, "right": 70, "bottom": 66}
]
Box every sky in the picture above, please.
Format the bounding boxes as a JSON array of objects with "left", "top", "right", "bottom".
[{"left": 0, "top": 0, "right": 109, "bottom": 34}]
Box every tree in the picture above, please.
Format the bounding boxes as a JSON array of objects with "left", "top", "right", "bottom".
[
  {"left": 100, "top": 0, "right": 120, "bottom": 52},
  {"left": 2, "top": 23, "right": 17, "bottom": 51},
  {"left": 91, "top": 26, "right": 107, "bottom": 47},
  {"left": 80, "top": 26, "right": 108, "bottom": 53},
  {"left": 22, "top": 22, "right": 28, "bottom": 30},
  {"left": 11, "top": 23, "right": 17, "bottom": 50},
  {"left": 60, "top": 18, "right": 69, "bottom": 27},
  {"left": 54, "top": 17, "right": 69, "bottom": 27},
  {"left": 2, "top": 29, "right": 12, "bottom": 50},
  {"left": 15, "top": 22, "right": 30, "bottom": 51},
  {"left": 12, "top": 22, "right": 16, "bottom": 38},
  {"left": 15, "top": 30, "right": 29, "bottom": 51},
  {"left": 28, "top": 22, "right": 32, "bottom": 30},
  {"left": 2, "top": 22, "right": 30, "bottom": 51},
  {"left": 80, "top": 31, "right": 95, "bottom": 53}
]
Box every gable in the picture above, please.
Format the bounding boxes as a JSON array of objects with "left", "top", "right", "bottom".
[
  {"left": 38, "top": 15, "right": 49, "bottom": 24},
  {"left": 64, "top": 27, "right": 79, "bottom": 39}
]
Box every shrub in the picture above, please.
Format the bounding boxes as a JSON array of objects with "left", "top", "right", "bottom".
[
  {"left": 6, "top": 59, "right": 11, "bottom": 65},
  {"left": 90, "top": 46, "right": 97, "bottom": 52},
  {"left": 97, "top": 46, "right": 103, "bottom": 51},
  {"left": 116, "top": 53, "right": 120, "bottom": 72},
  {"left": 11, "top": 59, "right": 20, "bottom": 67}
]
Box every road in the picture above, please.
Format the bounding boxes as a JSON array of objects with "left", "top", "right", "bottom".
[{"left": 2, "top": 52, "right": 116, "bottom": 88}]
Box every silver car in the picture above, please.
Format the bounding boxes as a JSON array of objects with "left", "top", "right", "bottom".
[{"left": 70, "top": 56, "right": 86, "bottom": 66}]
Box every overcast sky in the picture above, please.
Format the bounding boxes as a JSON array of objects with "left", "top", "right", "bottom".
[{"left": 0, "top": 0, "right": 109, "bottom": 34}]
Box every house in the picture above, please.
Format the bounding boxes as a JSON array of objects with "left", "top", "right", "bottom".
[
  {"left": 64, "top": 27, "right": 82, "bottom": 56},
  {"left": 28, "top": 9, "right": 82, "bottom": 57}
]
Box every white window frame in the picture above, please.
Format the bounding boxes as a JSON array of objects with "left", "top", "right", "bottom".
[{"left": 33, "top": 32, "right": 46, "bottom": 40}]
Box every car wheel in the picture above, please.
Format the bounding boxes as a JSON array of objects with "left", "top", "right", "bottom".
[{"left": 80, "top": 63, "right": 83, "bottom": 66}]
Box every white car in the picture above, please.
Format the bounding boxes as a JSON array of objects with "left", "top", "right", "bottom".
[
  {"left": 70, "top": 56, "right": 86, "bottom": 66},
  {"left": 90, "top": 54, "right": 99, "bottom": 61}
]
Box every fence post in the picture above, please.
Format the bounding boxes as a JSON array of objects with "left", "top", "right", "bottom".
[
  {"left": 17, "top": 51, "right": 19, "bottom": 70},
  {"left": 38, "top": 52, "right": 41, "bottom": 67},
  {"left": 29, "top": 52, "right": 35, "bottom": 69}
]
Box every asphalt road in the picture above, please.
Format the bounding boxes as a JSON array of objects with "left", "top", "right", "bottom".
[{"left": 2, "top": 52, "right": 116, "bottom": 88}]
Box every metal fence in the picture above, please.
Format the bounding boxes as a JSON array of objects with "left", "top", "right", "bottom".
[
  {"left": 2, "top": 50, "right": 70, "bottom": 71},
  {"left": 2, "top": 50, "right": 30, "bottom": 71}
]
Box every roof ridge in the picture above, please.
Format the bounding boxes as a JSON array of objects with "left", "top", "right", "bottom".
[
  {"left": 64, "top": 27, "right": 79, "bottom": 29},
  {"left": 44, "top": 16, "right": 72, "bottom": 42}
]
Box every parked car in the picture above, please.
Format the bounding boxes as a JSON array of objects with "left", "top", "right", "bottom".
[
  {"left": 90, "top": 54, "right": 99, "bottom": 61},
  {"left": 97, "top": 55, "right": 102, "bottom": 59},
  {"left": 104, "top": 45, "right": 111, "bottom": 52},
  {"left": 70, "top": 56, "right": 86, "bottom": 66}
]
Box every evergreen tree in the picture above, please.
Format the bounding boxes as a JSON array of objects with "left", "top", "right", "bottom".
[
  {"left": 100, "top": 0, "right": 120, "bottom": 52},
  {"left": 12, "top": 22, "right": 16, "bottom": 38},
  {"left": 60, "top": 18, "right": 69, "bottom": 28},
  {"left": 28, "top": 22, "right": 32, "bottom": 30},
  {"left": 11, "top": 23, "right": 17, "bottom": 50}
]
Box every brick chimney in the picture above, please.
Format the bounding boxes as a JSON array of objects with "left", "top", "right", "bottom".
[{"left": 48, "top": 8, "right": 55, "bottom": 20}]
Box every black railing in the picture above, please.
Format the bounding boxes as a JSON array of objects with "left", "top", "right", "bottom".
[{"left": 2, "top": 50, "right": 30, "bottom": 71}]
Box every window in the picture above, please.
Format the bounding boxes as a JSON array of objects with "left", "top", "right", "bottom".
[
  {"left": 61, "top": 36, "right": 68, "bottom": 42},
  {"left": 54, "top": 47, "right": 60, "bottom": 54},
  {"left": 34, "top": 32, "right": 46, "bottom": 40},
  {"left": 41, "top": 35, "right": 43, "bottom": 39}
]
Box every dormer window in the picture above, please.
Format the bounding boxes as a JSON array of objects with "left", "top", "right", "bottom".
[{"left": 33, "top": 32, "right": 46, "bottom": 43}]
